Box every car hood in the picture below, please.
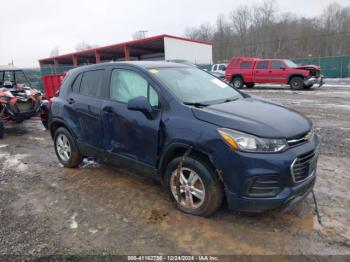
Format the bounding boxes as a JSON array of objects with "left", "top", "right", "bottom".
[
  {"left": 191, "top": 97, "right": 311, "bottom": 139},
  {"left": 294, "top": 64, "right": 320, "bottom": 71}
]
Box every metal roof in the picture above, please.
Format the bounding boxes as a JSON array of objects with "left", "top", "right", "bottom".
[{"left": 39, "top": 34, "right": 212, "bottom": 64}]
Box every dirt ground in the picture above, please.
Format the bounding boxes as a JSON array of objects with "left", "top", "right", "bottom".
[{"left": 0, "top": 82, "right": 349, "bottom": 256}]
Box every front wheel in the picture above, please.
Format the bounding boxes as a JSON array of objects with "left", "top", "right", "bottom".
[
  {"left": 165, "top": 156, "right": 223, "bottom": 217},
  {"left": 54, "top": 127, "right": 82, "bottom": 168},
  {"left": 289, "top": 76, "right": 304, "bottom": 90}
]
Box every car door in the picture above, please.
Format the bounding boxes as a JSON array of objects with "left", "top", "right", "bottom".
[
  {"left": 66, "top": 69, "right": 107, "bottom": 150},
  {"left": 253, "top": 60, "right": 270, "bottom": 83},
  {"left": 269, "top": 60, "right": 289, "bottom": 83},
  {"left": 102, "top": 66, "right": 161, "bottom": 174}
]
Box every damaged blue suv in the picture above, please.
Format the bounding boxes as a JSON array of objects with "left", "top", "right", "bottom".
[{"left": 49, "top": 61, "right": 318, "bottom": 216}]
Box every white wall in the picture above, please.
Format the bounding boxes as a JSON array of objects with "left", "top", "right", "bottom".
[{"left": 164, "top": 37, "right": 212, "bottom": 64}]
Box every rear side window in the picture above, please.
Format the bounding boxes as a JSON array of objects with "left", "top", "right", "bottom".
[
  {"left": 71, "top": 74, "right": 82, "bottom": 93},
  {"left": 80, "top": 70, "right": 104, "bottom": 97},
  {"left": 240, "top": 62, "right": 252, "bottom": 68},
  {"left": 271, "top": 61, "right": 284, "bottom": 69},
  {"left": 257, "top": 61, "right": 269, "bottom": 69}
]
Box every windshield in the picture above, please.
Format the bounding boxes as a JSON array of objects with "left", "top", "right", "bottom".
[
  {"left": 284, "top": 60, "right": 298, "bottom": 68},
  {"left": 149, "top": 67, "right": 242, "bottom": 104}
]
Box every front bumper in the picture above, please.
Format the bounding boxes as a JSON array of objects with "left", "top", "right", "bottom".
[
  {"left": 210, "top": 135, "right": 319, "bottom": 212},
  {"left": 225, "top": 173, "right": 315, "bottom": 212},
  {"left": 304, "top": 75, "right": 324, "bottom": 87}
]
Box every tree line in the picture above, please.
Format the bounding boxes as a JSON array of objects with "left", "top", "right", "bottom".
[{"left": 184, "top": 1, "right": 350, "bottom": 63}]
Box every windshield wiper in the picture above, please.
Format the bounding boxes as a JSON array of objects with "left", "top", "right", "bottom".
[
  {"left": 183, "top": 102, "right": 210, "bottom": 107},
  {"left": 214, "top": 97, "right": 239, "bottom": 104}
]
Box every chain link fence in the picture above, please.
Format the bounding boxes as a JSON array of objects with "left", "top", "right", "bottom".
[{"left": 293, "top": 55, "right": 350, "bottom": 78}]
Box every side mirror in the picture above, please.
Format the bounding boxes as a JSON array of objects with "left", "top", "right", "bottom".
[
  {"left": 280, "top": 66, "right": 286, "bottom": 70},
  {"left": 127, "top": 96, "right": 154, "bottom": 119}
]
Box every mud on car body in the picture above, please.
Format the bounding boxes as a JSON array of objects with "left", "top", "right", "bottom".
[
  {"left": 49, "top": 61, "right": 319, "bottom": 216},
  {"left": 0, "top": 68, "right": 49, "bottom": 138}
]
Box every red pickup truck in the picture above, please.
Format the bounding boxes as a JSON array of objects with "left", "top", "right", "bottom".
[{"left": 225, "top": 57, "right": 324, "bottom": 90}]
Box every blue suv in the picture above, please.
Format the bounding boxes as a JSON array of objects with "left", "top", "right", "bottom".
[{"left": 49, "top": 61, "right": 318, "bottom": 216}]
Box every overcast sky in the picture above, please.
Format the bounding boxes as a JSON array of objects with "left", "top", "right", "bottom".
[{"left": 1, "top": 0, "right": 349, "bottom": 67}]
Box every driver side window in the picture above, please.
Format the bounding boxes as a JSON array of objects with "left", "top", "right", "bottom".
[{"left": 110, "top": 69, "right": 159, "bottom": 107}]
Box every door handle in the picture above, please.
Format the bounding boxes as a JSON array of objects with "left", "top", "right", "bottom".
[
  {"left": 269, "top": 70, "right": 272, "bottom": 73},
  {"left": 103, "top": 106, "right": 115, "bottom": 114},
  {"left": 68, "top": 98, "right": 75, "bottom": 104},
  {"left": 256, "top": 70, "right": 259, "bottom": 73}
]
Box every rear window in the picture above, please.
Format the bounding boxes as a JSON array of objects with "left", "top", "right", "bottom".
[
  {"left": 240, "top": 62, "right": 252, "bottom": 68},
  {"left": 80, "top": 70, "right": 104, "bottom": 97}
]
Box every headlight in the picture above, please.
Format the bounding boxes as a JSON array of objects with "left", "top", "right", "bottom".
[{"left": 217, "top": 128, "right": 287, "bottom": 153}]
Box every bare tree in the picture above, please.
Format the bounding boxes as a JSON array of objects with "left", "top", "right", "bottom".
[
  {"left": 184, "top": 1, "right": 350, "bottom": 63},
  {"left": 50, "top": 47, "right": 59, "bottom": 57},
  {"left": 184, "top": 23, "right": 214, "bottom": 41},
  {"left": 75, "top": 41, "right": 98, "bottom": 51}
]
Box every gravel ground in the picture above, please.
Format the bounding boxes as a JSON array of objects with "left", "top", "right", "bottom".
[{"left": 0, "top": 83, "right": 349, "bottom": 257}]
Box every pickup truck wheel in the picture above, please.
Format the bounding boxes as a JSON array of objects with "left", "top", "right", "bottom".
[
  {"left": 165, "top": 155, "right": 224, "bottom": 217},
  {"left": 54, "top": 127, "right": 82, "bottom": 168},
  {"left": 290, "top": 77, "right": 304, "bottom": 90},
  {"left": 245, "top": 83, "right": 255, "bottom": 88},
  {"left": 231, "top": 76, "right": 244, "bottom": 89},
  {"left": 0, "top": 120, "right": 4, "bottom": 139}
]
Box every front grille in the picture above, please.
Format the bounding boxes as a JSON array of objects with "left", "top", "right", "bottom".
[
  {"left": 16, "top": 100, "right": 33, "bottom": 112},
  {"left": 291, "top": 150, "right": 317, "bottom": 183},
  {"left": 245, "top": 175, "right": 281, "bottom": 197}
]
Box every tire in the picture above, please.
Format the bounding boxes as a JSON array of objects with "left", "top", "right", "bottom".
[
  {"left": 289, "top": 76, "right": 304, "bottom": 90},
  {"left": 54, "top": 127, "right": 82, "bottom": 168},
  {"left": 245, "top": 83, "right": 255, "bottom": 88},
  {"left": 165, "top": 155, "right": 224, "bottom": 217},
  {"left": 0, "top": 120, "right": 4, "bottom": 139},
  {"left": 231, "top": 76, "right": 244, "bottom": 89}
]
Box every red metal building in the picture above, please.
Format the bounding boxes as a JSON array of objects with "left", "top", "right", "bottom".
[
  {"left": 39, "top": 34, "right": 212, "bottom": 68},
  {"left": 38, "top": 34, "right": 212, "bottom": 98}
]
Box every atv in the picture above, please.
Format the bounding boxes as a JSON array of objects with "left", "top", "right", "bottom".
[{"left": 0, "top": 67, "right": 49, "bottom": 139}]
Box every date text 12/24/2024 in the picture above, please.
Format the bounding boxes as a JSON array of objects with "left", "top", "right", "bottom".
[{"left": 127, "top": 256, "right": 220, "bottom": 261}]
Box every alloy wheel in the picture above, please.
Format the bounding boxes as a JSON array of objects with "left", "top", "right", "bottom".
[
  {"left": 170, "top": 167, "right": 206, "bottom": 209},
  {"left": 56, "top": 134, "right": 71, "bottom": 162},
  {"left": 233, "top": 79, "right": 242, "bottom": 88}
]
